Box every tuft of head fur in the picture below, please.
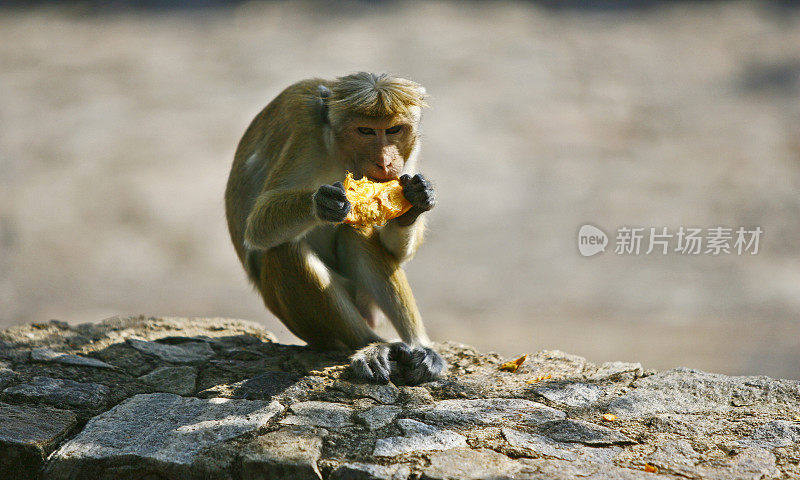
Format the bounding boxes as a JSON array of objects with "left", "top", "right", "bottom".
[{"left": 329, "top": 72, "right": 428, "bottom": 118}]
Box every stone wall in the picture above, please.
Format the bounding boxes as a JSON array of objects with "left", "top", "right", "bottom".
[{"left": 0, "top": 316, "right": 798, "bottom": 479}]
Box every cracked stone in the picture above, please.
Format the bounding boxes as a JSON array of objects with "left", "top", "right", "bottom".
[
  {"left": 502, "top": 427, "right": 579, "bottom": 460},
  {"left": 537, "top": 419, "right": 635, "bottom": 446},
  {"left": 695, "top": 447, "right": 780, "bottom": 480},
  {"left": 737, "top": 420, "right": 800, "bottom": 449},
  {"left": 240, "top": 426, "right": 323, "bottom": 480},
  {"left": 608, "top": 368, "right": 800, "bottom": 418},
  {"left": 356, "top": 405, "right": 402, "bottom": 430},
  {"left": 30, "top": 348, "right": 114, "bottom": 369},
  {"left": 414, "top": 398, "right": 565, "bottom": 428},
  {"left": 0, "top": 402, "right": 77, "bottom": 480},
  {"left": 374, "top": 419, "right": 467, "bottom": 457},
  {"left": 421, "top": 448, "right": 522, "bottom": 480},
  {"left": 227, "top": 371, "right": 300, "bottom": 400},
  {"left": 3, "top": 376, "right": 110, "bottom": 410},
  {"left": 533, "top": 382, "right": 604, "bottom": 408},
  {"left": 588, "top": 362, "right": 643, "bottom": 382},
  {"left": 644, "top": 439, "right": 703, "bottom": 478},
  {"left": 44, "top": 393, "right": 284, "bottom": 478},
  {"left": 280, "top": 400, "right": 354, "bottom": 428},
  {"left": 0, "top": 368, "right": 16, "bottom": 389},
  {"left": 330, "top": 462, "right": 412, "bottom": 480},
  {"left": 334, "top": 381, "right": 400, "bottom": 404},
  {"left": 126, "top": 338, "right": 214, "bottom": 364},
  {"left": 138, "top": 365, "right": 197, "bottom": 395}
]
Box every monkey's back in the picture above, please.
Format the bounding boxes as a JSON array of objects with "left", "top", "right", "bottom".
[{"left": 225, "top": 78, "right": 329, "bottom": 281}]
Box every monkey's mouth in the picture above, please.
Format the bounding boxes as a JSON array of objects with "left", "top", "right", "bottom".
[
  {"left": 366, "top": 167, "right": 402, "bottom": 182},
  {"left": 367, "top": 174, "right": 395, "bottom": 182}
]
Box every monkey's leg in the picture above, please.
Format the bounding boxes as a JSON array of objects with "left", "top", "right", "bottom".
[
  {"left": 335, "top": 227, "right": 447, "bottom": 385},
  {"left": 258, "top": 242, "right": 384, "bottom": 353}
]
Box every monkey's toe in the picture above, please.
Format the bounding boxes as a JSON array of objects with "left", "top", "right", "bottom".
[
  {"left": 402, "top": 346, "right": 447, "bottom": 385},
  {"left": 350, "top": 343, "right": 392, "bottom": 384}
]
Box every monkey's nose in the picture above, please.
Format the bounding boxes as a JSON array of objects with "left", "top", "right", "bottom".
[{"left": 375, "top": 160, "right": 392, "bottom": 171}]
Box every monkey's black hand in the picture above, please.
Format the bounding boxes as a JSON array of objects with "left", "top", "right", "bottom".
[
  {"left": 398, "top": 345, "right": 447, "bottom": 385},
  {"left": 396, "top": 174, "right": 435, "bottom": 227},
  {"left": 350, "top": 342, "right": 411, "bottom": 384},
  {"left": 399, "top": 174, "right": 436, "bottom": 212},
  {"left": 313, "top": 182, "right": 351, "bottom": 223}
]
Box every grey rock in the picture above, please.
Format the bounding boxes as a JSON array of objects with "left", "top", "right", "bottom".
[
  {"left": 0, "top": 402, "right": 76, "bottom": 480},
  {"left": 533, "top": 382, "right": 604, "bottom": 408},
  {"left": 4, "top": 376, "right": 110, "bottom": 410},
  {"left": 420, "top": 448, "right": 522, "bottom": 480},
  {"left": 608, "top": 368, "right": 800, "bottom": 418},
  {"left": 502, "top": 427, "right": 578, "bottom": 460},
  {"left": 331, "top": 462, "right": 412, "bottom": 480},
  {"left": 695, "top": 447, "right": 780, "bottom": 480},
  {"left": 517, "top": 457, "right": 670, "bottom": 480},
  {"left": 240, "top": 427, "right": 323, "bottom": 480},
  {"left": 30, "top": 348, "right": 114, "bottom": 369},
  {"left": 126, "top": 338, "right": 214, "bottom": 364},
  {"left": 334, "top": 381, "right": 400, "bottom": 404},
  {"left": 414, "top": 398, "right": 565, "bottom": 428},
  {"left": 0, "top": 367, "right": 16, "bottom": 389},
  {"left": 374, "top": 419, "right": 467, "bottom": 457},
  {"left": 280, "top": 400, "right": 354, "bottom": 428},
  {"left": 138, "top": 365, "right": 197, "bottom": 395},
  {"left": 644, "top": 439, "right": 702, "bottom": 478},
  {"left": 397, "top": 385, "right": 435, "bottom": 406},
  {"left": 44, "top": 393, "right": 284, "bottom": 478},
  {"left": 537, "top": 419, "right": 635, "bottom": 446},
  {"left": 228, "top": 371, "right": 300, "bottom": 400},
  {"left": 356, "top": 405, "right": 402, "bottom": 430},
  {"left": 588, "top": 362, "right": 643, "bottom": 382},
  {"left": 737, "top": 420, "right": 800, "bottom": 449}
]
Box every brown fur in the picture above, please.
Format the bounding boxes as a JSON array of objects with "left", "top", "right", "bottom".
[{"left": 225, "top": 73, "right": 431, "bottom": 352}]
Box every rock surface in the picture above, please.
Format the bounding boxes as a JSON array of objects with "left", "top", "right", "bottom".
[{"left": 0, "top": 315, "right": 798, "bottom": 479}]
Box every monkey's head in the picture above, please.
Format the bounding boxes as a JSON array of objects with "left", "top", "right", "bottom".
[{"left": 322, "top": 72, "right": 428, "bottom": 182}]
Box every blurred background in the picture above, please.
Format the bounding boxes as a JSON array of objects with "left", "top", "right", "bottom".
[{"left": 1, "top": 0, "right": 798, "bottom": 379}]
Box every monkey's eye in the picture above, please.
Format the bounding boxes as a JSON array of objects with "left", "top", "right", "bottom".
[
  {"left": 357, "top": 127, "right": 376, "bottom": 136},
  {"left": 385, "top": 125, "right": 402, "bottom": 135}
]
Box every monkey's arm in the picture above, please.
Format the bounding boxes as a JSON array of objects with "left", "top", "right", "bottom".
[
  {"left": 245, "top": 182, "right": 350, "bottom": 250},
  {"left": 244, "top": 189, "right": 319, "bottom": 250},
  {"left": 378, "top": 215, "right": 426, "bottom": 262},
  {"left": 378, "top": 173, "right": 435, "bottom": 262}
]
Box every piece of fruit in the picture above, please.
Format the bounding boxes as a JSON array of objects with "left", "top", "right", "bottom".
[
  {"left": 526, "top": 374, "right": 552, "bottom": 384},
  {"left": 343, "top": 172, "right": 412, "bottom": 227},
  {"left": 499, "top": 354, "right": 528, "bottom": 373}
]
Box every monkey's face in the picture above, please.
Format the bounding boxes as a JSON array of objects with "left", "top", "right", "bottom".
[{"left": 335, "top": 115, "right": 417, "bottom": 182}]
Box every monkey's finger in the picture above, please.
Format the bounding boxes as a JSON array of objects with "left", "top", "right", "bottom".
[
  {"left": 412, "top": 173, "right": 427, "bottom": 184},
  {"left": 318, "top": 201, "right": 350, "bottom": 214},
  {"left": 318, "top": 184, "right": 348, "bottom": 200},
  {"left": 407, "top": 347, "right": 446, "bottom": 385},
  {"left": 389, "top": 342, "right": 413, "bottom": 364},
  {"left": 369, "top": 355, "right": 391, "bottom": 384},
  {"left": 399, "top": 174, "right": 412, "bottom": 185},
  {"left": 317, "top": 195, "right": 350, "bottom": 212},
  {"left": 403, "top": 181, "right": 433, "bottom": 194},
  {"left": 350, "top": 356, "right": 375, "bottom": 382},
  {"left": 331, "top": 181, "right": 345, "bottom": 191}
]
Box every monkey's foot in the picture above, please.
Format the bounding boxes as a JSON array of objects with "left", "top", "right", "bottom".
[
  {"left": 349, "top": 342, "right": 446, "bottom": 386},
  {"left": 400, "top": 345, "right": 447, "bottom": 385},
  {"left": 350, "top": 342, "right": 407, "bottom": 384}
]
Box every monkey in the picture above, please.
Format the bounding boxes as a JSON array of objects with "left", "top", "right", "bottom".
[{"left": 225, "top": 72, "right": 446, "bottom": 385}]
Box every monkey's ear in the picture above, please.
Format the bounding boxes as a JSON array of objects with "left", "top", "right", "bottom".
[{"left": 317, "top": 85, "right": 331, "bottom": 124}]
